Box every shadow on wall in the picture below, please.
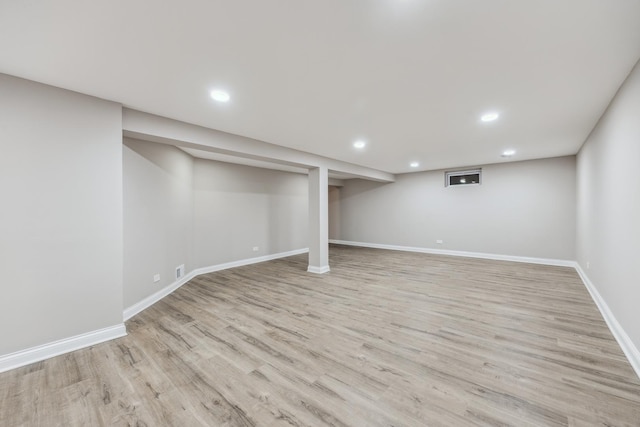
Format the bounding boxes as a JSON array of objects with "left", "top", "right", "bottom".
[
  {"left": 193, "top": 158, "right": 308, "bottom": 195},
  {"left": 337, "top": 179, "right": 390, "bottom": 198},
  {"left": 329, "top": 185, "right": 343, "bottom": 240},
  {"left": 124, "top": 138, "right": 193, "bottom": 179}
]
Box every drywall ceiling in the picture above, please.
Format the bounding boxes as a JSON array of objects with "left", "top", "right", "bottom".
[{"left": 1, "top": 1, "right": 639, "bottom": 173}]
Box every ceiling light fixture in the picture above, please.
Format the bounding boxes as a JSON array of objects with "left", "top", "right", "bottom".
[
  {"left": 210, "top": 89, "right": 230, "bottom": 102},
  {"left": 481, "top": 112, "right": 499, "bottom": 122},
  {"left": 502, "top": 149, "right": 516, "bottom": 157},
  {"left": 353, "top": 140, "right": 366, "bottom": 149},
  {"left": 410, "top": 162, "right": 419, "bottom": 168}
]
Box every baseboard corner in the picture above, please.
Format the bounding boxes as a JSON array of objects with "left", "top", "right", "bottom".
[
  {"left": 307, "top": 265, "right": 331, "bottom": 274},
  {"left": 574, "top": 263, "right": 640, "bottom": 380}
]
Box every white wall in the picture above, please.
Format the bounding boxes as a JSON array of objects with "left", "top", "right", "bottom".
[
  {"left": 0, "top": 74, "right": 123, "bottom": 355},
  {"left": 576, "top": 59, "right": 640, "bottom": 350},
  {"left": 123, "top": 141, "right": 309, "bottom": 310},
  {"left": 123, "top": 138, "right": 194, "bottom": 308},
  {"left": 333, "top": 156, "right": 576, "bottom": 260},
  {"left": 193, "top": 159, "right": 308, "bottom": 268},
  {"left": 328, "top": 186, "right": 341, "bottom": 240}
]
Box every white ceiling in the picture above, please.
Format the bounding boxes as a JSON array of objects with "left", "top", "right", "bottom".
[{"left": 1, "top": 1, "right": 639, "bottom": 174}]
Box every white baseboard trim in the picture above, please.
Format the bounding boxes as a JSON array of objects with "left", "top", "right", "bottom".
[
  {"left": 574, "top": 263, "right": 640, "bottom": 379},
  {"left": 192, "top": 248, "right": 309, "bottom": 276},
  {"left": 123, "top": 270, "right": 197, "bottom": 321},
  {"left": 1, "top": 249, "right": 310, "bottom": 374},
  {"left": 307, "top": 265, "right": 331, "bottom": 274},
  {"left": 329, "top": 240, "right": 575, "bottom": 267},
  {"left": 0, "top": 324, "right": 126, "bottom": 374},
  {"left": 123, "top": 247, "right": 309, "bottom": 321},
  {"left": 329, "top": 239, "right": 640, "bottom": 380}
]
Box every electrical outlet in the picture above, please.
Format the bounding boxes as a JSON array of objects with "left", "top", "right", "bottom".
[
  {"left": 586, "top": 261, "right": 590, "bottom": 269},
  {"left": 252, "top": 246, "right": 259, "bottom": 252},
  {"left": 436, "top": 240, "right": 443, "bottom": 244},
  {"left": 153, "top": 274, "right": 160, "bottom": 283},
  {"left": 176, "top": 264, "right": 185, "bottom": 279}
]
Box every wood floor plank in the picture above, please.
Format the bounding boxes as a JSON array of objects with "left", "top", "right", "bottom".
[{"left": 1, "top": 244, "right": 639, "bottom": 426}]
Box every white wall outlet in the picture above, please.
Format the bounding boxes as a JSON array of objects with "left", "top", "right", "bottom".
[
  {"left": 586, "top": 261, "right": 590, "bottom": 269},
  {"left": 176, "top": 264, "right": 185, "bottom": 279},
  {"left": 153, "top": 274, "right": 160, "bottom": 283},
  {"left": 252, "top": 246, "right": 259, "bottom": 252},
  {"left": 436, "top": 240, "right": 443, "bottom": 244}
]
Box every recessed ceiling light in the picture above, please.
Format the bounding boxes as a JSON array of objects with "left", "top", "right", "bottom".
[
  {"left": 481, "top": 112, "right": 499, "bottom": 122},
  {"left": 353, "top": 140, "right": 366, "bottom": 149},
  {"left": 410, "top": 162, "right": 419, "bottom": 168},
  {"left": 502, "top": 149, "right": 516, "bottom": 157},
  {"left": 210, "top": 89, "right": 230, "bottom": 102}
]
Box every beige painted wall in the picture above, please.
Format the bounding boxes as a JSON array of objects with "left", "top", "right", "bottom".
[
  {"left": 333, "top": 156, "right": 576, "bottom": 260},
  {"left": 193, "top": 159, "right": 308, "bottom": 268},
  {"left": 576, "top": 59, "right": 640, "bottom": 348},
  {"left": 0, "top": 74, "right": 123, "bottom": 355},
  {"left": 123, "top": 138, "right": 194, "bottom": 308}
]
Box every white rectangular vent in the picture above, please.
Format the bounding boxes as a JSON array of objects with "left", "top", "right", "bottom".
[{"left": 445, "top": 168, "right": 481, "bottom": 187}]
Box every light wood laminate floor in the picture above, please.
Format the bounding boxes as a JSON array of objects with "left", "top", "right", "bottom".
[{"left": 2, "top": 245, "right": 640, "bottom": 426}]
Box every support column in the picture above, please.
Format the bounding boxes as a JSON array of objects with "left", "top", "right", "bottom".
[{"left": 307, "top": 167, "right": 330, "bottom": 274}]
